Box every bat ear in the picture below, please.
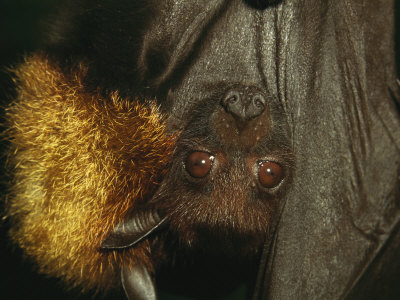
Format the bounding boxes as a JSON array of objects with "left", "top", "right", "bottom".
[{"left": 100, "top": 208, "right": 167, "bottom": 249}]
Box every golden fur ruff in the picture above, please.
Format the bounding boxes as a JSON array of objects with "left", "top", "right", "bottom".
[{"left": 4, "top": 54, "right": 175, "bottom": 292}]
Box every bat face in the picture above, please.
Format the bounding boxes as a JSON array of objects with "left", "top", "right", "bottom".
[{"left": 152, "top": 85, "right": 294, "bottom": 257}]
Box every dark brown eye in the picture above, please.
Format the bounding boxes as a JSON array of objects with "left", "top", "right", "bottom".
[
  {"left": 258, "top": 161, "right": 283, "bottom": 188},
  {"left": 186, "top": 152, "right": 214, "bottom": 178}
]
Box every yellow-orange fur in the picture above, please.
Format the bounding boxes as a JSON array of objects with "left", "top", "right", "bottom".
[{"left": 4, "top": 54, "right": 175, "bottom": 292}]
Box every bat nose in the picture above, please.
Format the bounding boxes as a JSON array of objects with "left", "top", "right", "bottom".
[
  {"left": 221, "top": 89, "right": 266, "bottom": 123},
  {"left": 213, "top": 87, "right": 270, "bottom": 147}
]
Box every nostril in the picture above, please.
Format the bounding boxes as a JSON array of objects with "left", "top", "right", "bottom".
[
  {"left": 253, "top": 94, "right": 266, "bottom": 109},
  {"left": 221, "top": 88, "right": 267, "bottom": 123},
  {"left": 221, "top": 90, "right": 245, "bottom": 120},
  {"left": 222, "top": 91, "right": 241, "bottom": 108},
  {"left": 228, "top": 95, "right": 238, "bottom": 104},
  {"left": 246, "top": 94, "right": 266, "bottom": 119}
]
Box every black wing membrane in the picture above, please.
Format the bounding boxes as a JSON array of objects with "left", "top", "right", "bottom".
[{"left": 252, "top": 1, "right": 400, "bottom": 299}]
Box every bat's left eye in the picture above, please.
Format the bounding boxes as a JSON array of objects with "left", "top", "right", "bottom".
[
  {"left": 258, "top": 161, "right": 284, "bottom": 188},
  {"left": 186, "top": 151, "right": 214, "bottom": 178}
]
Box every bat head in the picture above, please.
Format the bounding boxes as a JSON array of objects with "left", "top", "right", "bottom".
[{"left": 151, "top": 84, "right": 295, "bottom": 257}]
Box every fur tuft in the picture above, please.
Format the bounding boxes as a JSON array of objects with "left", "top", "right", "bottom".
[{"left": 4, "top": 54, "right": 175, "bottom": 292}]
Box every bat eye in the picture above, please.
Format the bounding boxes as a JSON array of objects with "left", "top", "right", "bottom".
[
  {"left": 186, "top": 151, "right": 214, "bottom": 178},
  {"left": 258, "top": 161, "right": 284, "bottom": 188}
]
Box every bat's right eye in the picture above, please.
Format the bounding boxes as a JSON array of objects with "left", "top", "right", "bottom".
[
  {"left": 258, "top": 161, "right": 284, "bottom": 189},
  {"left": 185, "top": 151, "right": 214, "bottom": 178}
]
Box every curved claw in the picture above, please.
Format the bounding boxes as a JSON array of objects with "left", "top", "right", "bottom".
[
  {"left": 121, "top": 264, "right": 158, "bottom": 300},
  {"left": 101, "top": 208, "right": 167, "bottom": 249}
]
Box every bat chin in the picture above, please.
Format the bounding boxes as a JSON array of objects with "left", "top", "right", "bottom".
[
  {"left": 188, "top": 228, "right": 266, "bottom": 257},
  {"left": 166, "top": 213, "right": 271, "bottom": 257},
  {"left": 162, "top": 192, "right": 277, "bottom": 257}
]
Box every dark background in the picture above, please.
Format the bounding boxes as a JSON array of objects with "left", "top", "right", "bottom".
[{"left": 0, "top": 1, "right": 399, "bottom": 299}]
